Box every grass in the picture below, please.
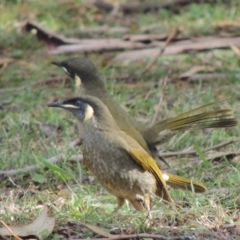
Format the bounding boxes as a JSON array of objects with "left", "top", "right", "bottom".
[{"left": 0, "top": 0, "right": 240, "bottom": 239}]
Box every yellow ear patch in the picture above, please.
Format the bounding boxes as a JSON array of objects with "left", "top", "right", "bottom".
[
  {"left": 84, "top": 105, "right": 94, "bottom": 121},
  {"left": 74, "top": 75, "right": 82, "bottom": 87}
]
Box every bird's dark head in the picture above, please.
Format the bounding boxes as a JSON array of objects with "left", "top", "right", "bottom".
[
  {"left": 52, "top": 58, "right": 106, "bottom": 92},
  {"left": 48, "top": 96, "right": 118, "bottom": 129},
  {"left": 48, "top": 97, "right": 95, "bottom": 122}
]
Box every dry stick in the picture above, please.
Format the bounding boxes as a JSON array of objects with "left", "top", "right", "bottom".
[
  {"left": 0, "top": 221, "right": 23, "bottom": 240},
  {"left": 141, "top": 27, "right": 180, "bottom": 75},
  {"left": 86, "top": 233, "right": 178, "bottom": 240},
  {"left": 0, "top": 138, "right": 82, "bottom": 176},
  {"left": 124, "top": 236, "right": 181, "bottom": 240},
  {"left": 150, "top": 77, "right": 168, "bottom": 126},
  {"left": 160, "top": 138, "right": 239, "bottom": 158},
  {"left": 184, "top": 73, "right": 240, "bottom": 82},
  {"left": 75, "top": 220, "right": 114, "bottom": 238},
  {"left": 165, "top": 150, "right": 240, "bottom": 172}
]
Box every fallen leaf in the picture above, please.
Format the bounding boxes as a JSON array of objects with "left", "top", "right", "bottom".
[
  {"left": 75, "top": 221, "right": 114, "bottom": 238},
  {"left": 0, "top": 58, "right": 14, "bottom": 68},
  {"left": 0, "top": 221, "right": 22, "bottom": 240},
  {"left": 215, "top": 20, "right": 240, "bottom": 29},
  {"left": 53, "top": 197, "right": 66, "bottom": 210},
  {"left": 0, "top": 205, "right": 55, "bottom": 240}
]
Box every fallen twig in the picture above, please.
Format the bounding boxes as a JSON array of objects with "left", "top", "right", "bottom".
[
  {"left": 160, "top": 138, "right": 240, "bottom": 157},
  {"left": 163, "top": 150, "right": 240, "bottom": 171},
  {"left": 141, "top": 27, "right": 180, "bottom": 75},
  {"left": 87, "top": 233, "right": 181, "bottom": 240},
  {"left": 49, "top": 39, "right": 156, "bottom": 54},
  {"left": 180, "top": 73, "right": 240, "bottom": 82},
  {"left": 24, "top": 20, "right": 240, "bottom": 57},
  {"left": 114, "top": 36, "right": 240, "bottom": 63},
  {"left": 123, "top": 33, "right": 185, "bottom": 42}
]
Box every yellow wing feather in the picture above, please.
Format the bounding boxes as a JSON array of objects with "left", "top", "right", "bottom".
[{"left": 128, "top": 149, "right": 173, "bottom": 203}]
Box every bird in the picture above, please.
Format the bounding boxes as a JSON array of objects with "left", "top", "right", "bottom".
[
  {"left": 51, "top": 58, "right": 237, "bottom": 163},
  {"left": 48, "top": 96, "right": 207, "bottom": 217}
]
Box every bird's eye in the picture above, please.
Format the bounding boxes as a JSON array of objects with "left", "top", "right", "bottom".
[{"left": 75, "top": 100, "right": 82, "bottom": 107}]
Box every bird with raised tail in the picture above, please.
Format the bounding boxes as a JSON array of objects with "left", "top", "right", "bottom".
[{"left": 48, "top": 96, "right": 208, "bottom": 217}]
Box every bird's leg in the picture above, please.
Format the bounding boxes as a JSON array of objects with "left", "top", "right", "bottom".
[
  {"left": 112, "top": 197, "right": 125, "bottom": 214},
  {"left": 144, "top": 194, "right": 152, "bottom": 219}
]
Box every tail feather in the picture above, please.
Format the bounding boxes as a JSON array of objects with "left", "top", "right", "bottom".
[
  {"left": 150, "top": 100, "right": 237, "bottom": 134},
  {"left": 163, "top": 173, "right": 207, "bottom": 193},
  {"left": 167, "top": 109, "right": 236, "bottom": 130}
]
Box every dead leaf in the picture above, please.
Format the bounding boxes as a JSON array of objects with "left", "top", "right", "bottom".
[
  {"left": 70, "top": 220, "right": 114, "bottom": 238},
  {"left": 0, "top": 58, "right": 14, "bottom": 68},
  {"left": 0, "top": 221, "right": 22, "bottom": 240},
  {"left": 175, "top": 80, "right": 189, "bottom": 90},
  {"left": 215, "top": 20, "right": 240, "bottom": 29},
  {"left": 0, "top": 205, "right": 55, "bottom": 240},
  {"left": 53, "top": 197, "right": 66, "bottom": 210}
]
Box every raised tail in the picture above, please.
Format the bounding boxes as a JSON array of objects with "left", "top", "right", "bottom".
[{"left": 145, "top": 100, "right": 237, "bottom": 145}]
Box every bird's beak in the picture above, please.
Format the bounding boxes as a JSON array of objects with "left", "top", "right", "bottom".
[
  {"left": 48, "top": 101, "right": 79, "bottom": 109},
  {"left": 51, "top": 61, "right": 62, "bottom": 67},
  {"left": 48, "top": 101, "right": 63, "bottom": 108}
]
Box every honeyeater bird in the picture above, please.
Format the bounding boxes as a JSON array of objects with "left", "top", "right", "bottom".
[
  {"left": 52, "top": 58, "right": 237, "bottom": 162},
  {"left": 48, "top": 96, "right": 207, "bottom": 217}
]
